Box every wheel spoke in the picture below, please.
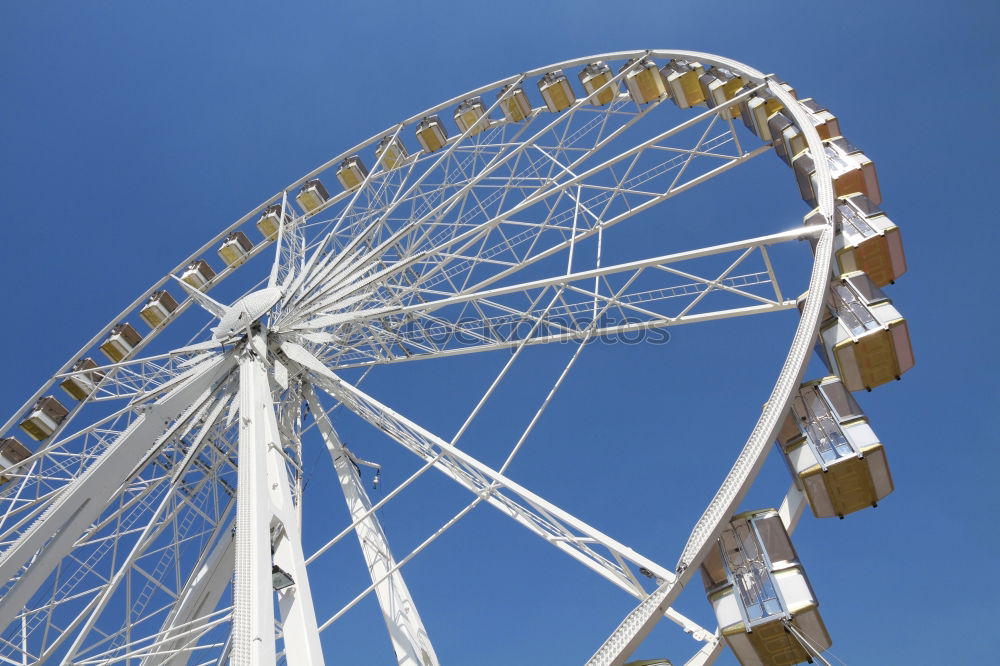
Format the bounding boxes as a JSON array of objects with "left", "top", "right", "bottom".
[
  {"left": 287, "top": 343, "right": 672, "bottom": 594},
  {"left": 288, "top": 229, "right": 810, "bottom": 368}
]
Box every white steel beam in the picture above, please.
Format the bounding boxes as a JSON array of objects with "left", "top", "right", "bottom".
[
  {"left": 282, "top": 341, "right": 713, "bottom": 644},
  {"left": 304, "top": 385, "right": 438, "bottom": 666},
  {"left": 268, "top": 414, "right": 324, "bottom": 666},
  {"left": 0, "top": 355, "right": 234, "bottom": 637},
  {"left": 233, "top": 342, "right": 325, "bottom": 666},
  {"left": 53, "top": 412, "right": 231, "bottom": 664},
  {"left": 233, "top": 350, "right": 278, "bottom": 665},
  {"left": 683, "top": 637, "right": 725, "bottom": 666},
  {"left": 287, "top": 340, "right": 666, "bottom": 590},
  {"left": 144, "top": 523, "right": 235, "bottom": 666},
  {"left": 292, "top": 227, "right": 819, "bottom": 333},
  {"left": 324, "top": 301, "right": 795, "bottom": 372}
]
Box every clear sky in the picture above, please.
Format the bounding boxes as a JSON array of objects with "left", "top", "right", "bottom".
[{"left": 1, "top": 2, "right": 997, "bottom": 664}]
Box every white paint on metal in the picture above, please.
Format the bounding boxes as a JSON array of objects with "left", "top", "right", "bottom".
[{"left": 305, "top": 385, "right": 438, "bottom": 666}]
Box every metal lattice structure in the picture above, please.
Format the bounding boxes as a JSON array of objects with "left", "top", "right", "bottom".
[{"left": 0, "top": 50, "right": 896, "bottom": 665}]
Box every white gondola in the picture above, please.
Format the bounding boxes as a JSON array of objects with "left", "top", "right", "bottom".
[
  {"left": 453, "top": 97, "right": 490, "bottom": 136},
  {"left": 375, "top": 135, "right": 409, "bottom": 170},
  {"left": 139, "top": 290, "right": 179, "bottom": 328},
  {"left": 805, "top": 194, "right": 906, "bottom": 286},
  {"left": 0, "top": 437, "right": 31, "bottom": 489},
  {"left": 661, "top": 59, "right": 705, "bottom": 109},
  {"left": 778, "top": 376, "right": 893, "bottom": 518},
  {"left": 497, "top": 83, "right": 532, "bottom": 122},
  {"left": 217, "top": 231, "right": 253, "bottom": 268},
  {"left": 701, "top": 509, "right": 832, "bottom": 666},
  {"left": 699, "top": 67, "right": 744, "bottom": 119},
  {"left": 60, "top": 357, "right": 104, "bottom": 401},
  {"left": 180, "top": 259, "right": 215, "bottom": 291},
  {"left": 793, "top": 137, "right": 882, "bottom": 207},
  {"left": 99, "top": 322, "right": 142, "bottom": 363},
  {"left": 295, "top": 178, "right": 330, "bottom": 214},
  {"left": 800, "top": 98, "right": 841, "bottom": 141},
  {"left": 415, "top": 115, "right": 448, "bottom": 153},
  {"left": 817, "top": 271, "right": 914, "bottom": 392},
  {"left": 256, "top": 203, "right": 290, "bottom": 241},
  {"left": 620, "top": 57, "right": 667, "bottom": 105},
  {"left": 766, "top": 110, "right": 804, "bottom": 166},
  {"left": 740, "top": 80, "right": 796, "bottom": 141},
  {"left": 19, "top": 396, "right": 69, "bottom": 441},
  {"left": 772, "top": 79, "right": 796, "bottom": 98},
  {"left": 768, "top": 100, "right": 842, "bottom": 166},
  {"left": 578, "top": 62, "right": 618, "bottom": 106},
  {"left": 336, "top": 155, "right": 369, "bottom": 191},
  {"left": 742, "top": 96, "right": 776, "bottom": 141},
  {"left": 537, "top": 70, "right": 575, "bottom": 113}
]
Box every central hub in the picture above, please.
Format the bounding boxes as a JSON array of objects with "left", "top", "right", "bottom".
[{"left": 213, "top": 287, "right": 284, "bottom": 341}]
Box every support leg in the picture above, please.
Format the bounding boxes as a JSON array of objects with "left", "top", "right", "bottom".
[
  {"left": 305, "top": 385, "right": 438, "bottom": 666},
  {"left": 233, "top": 345, "right": 324, "bottom": 666},
  {"left": 233, "top": 351, "right": 278, "bottom": 665}
]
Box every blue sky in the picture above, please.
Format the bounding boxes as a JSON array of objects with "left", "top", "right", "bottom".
[{"left": 1, "top": 2, "right": 997, "bottom": 664}]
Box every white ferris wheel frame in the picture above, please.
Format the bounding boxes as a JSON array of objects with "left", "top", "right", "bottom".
[{"left": 0, "top": 49, "right": 840, "bottom": 666}]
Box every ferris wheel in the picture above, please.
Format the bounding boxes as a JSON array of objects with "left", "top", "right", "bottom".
[{"left": 0, "top": 49, "right": 911, "bottom": 666}]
